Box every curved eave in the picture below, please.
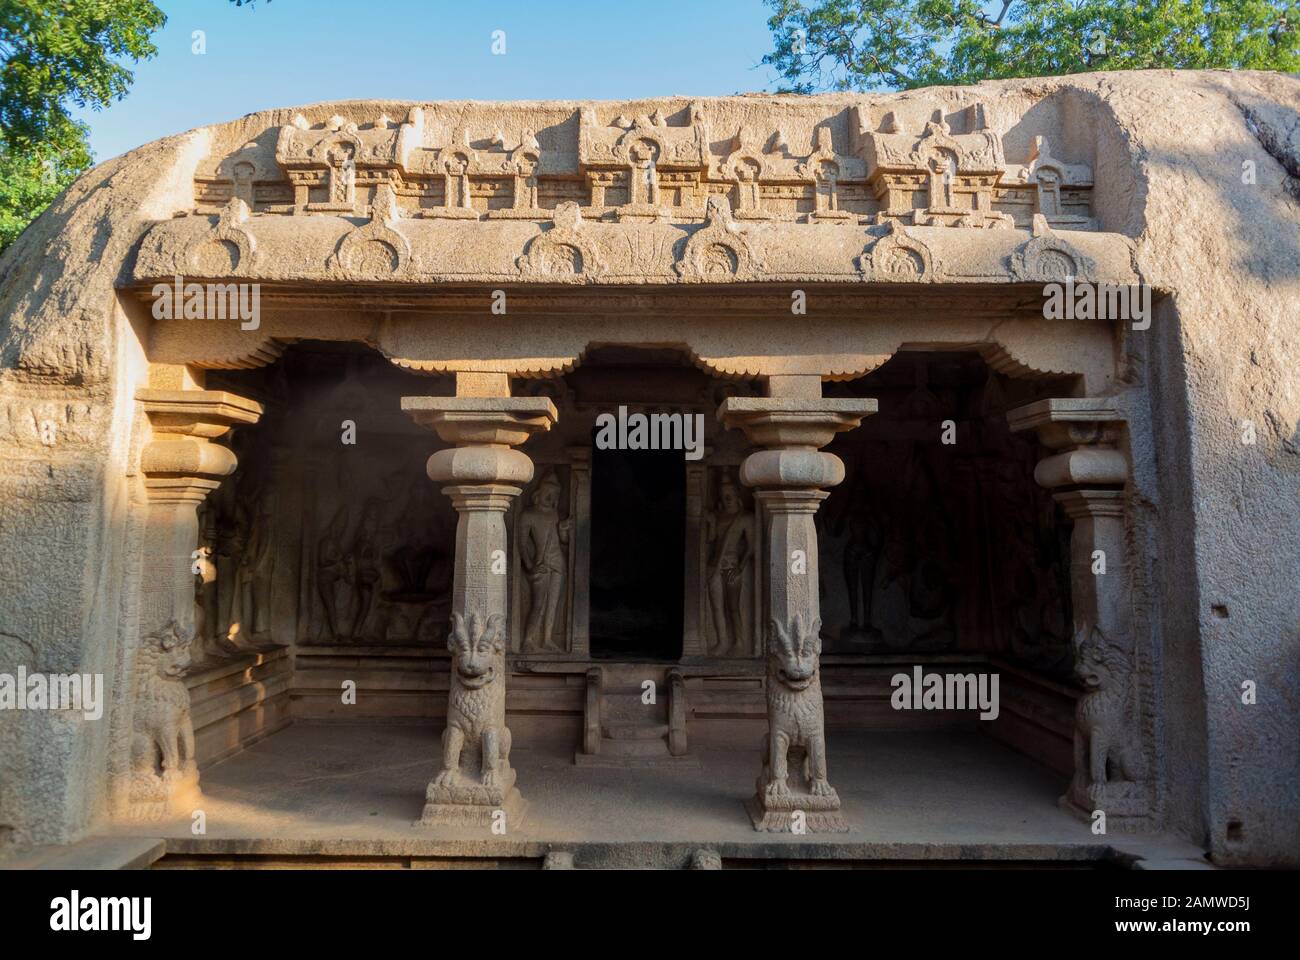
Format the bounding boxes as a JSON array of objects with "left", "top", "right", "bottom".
[{"left": 131, "top": 211, "right": 1139, "bottom": 287}]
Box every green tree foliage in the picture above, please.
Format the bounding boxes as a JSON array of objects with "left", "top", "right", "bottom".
[
  {"left": 0, "top": 0, "right": 165, "bottom": 253},
  {"left": 763, "top": 0, "right": 1300, "bottom": 92},
  {"left": 0, "top": 145, "right": 80, "bottom": 250}
]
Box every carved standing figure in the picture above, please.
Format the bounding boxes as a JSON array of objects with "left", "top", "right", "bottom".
[
  {"left": 316, "top": 506, "right": 350, "bottom": 640},
  {"left": 192, "top": 540, "right": 221, "bottom": 656},
  {"left": 705, "top": 478, "right": 755, "bottom": 654},
  {"left": 349, "top": 501, "right": 382, "bottom": 638},
  {"left": 226, "top": 492, "right": 272, "bottom": 645},
  {"left": 830, "top": 458, "right": 884, "bottom": 645},
  {"left": 519, "top": 472, "right": 570, "bottom": 651}
]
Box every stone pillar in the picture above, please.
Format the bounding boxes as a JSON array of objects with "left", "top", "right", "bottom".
[
  {"left": 566, "top": 446, "right": 592, "bottom": 658},
  {"left": 1008, "top": 398, "right": 1151, "bottom": 828},
  {"left": 402, "top": 375, "right": 556, "bottom": 828},
  {"left": 719, "top": 377, "right": 875, "bottom": 832},
  {"left": 126, "top": 384, "right": 263, "bottom": 820},
  {"left": 682, "top": 460, "right": 708, "bottom": 659}
]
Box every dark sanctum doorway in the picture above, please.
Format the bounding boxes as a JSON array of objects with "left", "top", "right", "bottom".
[{"left": 589, "top": 443, "right": 685, "bottom": 660}]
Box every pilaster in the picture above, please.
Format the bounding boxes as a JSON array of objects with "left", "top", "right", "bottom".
[
  {"left": 1008, "top": 397, "right": 1153, "bottom": 829},
  {"left": 125, "top": 386, "right": 262, "bottom": 820}
]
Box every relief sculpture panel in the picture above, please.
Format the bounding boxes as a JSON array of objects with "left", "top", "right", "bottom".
[
  {"left": 702, "top": 470, "right": 758, "bottom": 657},
  {"left": 514, "top": 465, "right": 573, "bottom": 653},
  {"left": 819, "top": 353, "right": 1071, "bottom": 674}
]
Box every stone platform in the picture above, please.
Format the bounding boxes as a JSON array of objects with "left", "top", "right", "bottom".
[{"left": 74, "top": 723, "right": 1210, "bottom": 869}]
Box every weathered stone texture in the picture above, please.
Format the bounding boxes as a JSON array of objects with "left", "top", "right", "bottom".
[{"left": 0, "top": 70, "right": 1295, "bottom": 864}]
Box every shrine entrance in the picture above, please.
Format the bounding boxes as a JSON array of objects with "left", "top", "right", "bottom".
[{"left": 589, "top": 443, "right": 685, "bottom": 660}]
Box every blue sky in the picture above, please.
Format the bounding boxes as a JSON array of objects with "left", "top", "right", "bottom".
[{"left": 73, "top": 0, "right": 783, "bottom": 162}]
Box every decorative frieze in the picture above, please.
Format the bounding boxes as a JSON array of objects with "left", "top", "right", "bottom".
[
  {"left": 274, "top": 109, "right": 424, "bottom": 214},
  {"left": 143, "top": 97, "right": 1131, "bottom": 290},
  {"left": 188, "top": 98, "right": 1097, "bottom": 231},
  {"left": 858, "top": 105, "right": 1012, "bottom": 227}
]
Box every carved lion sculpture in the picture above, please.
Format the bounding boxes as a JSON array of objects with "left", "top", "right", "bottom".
[
  {"left": 1071, "top": 624, "right": 1145, "bottom": 806},
  {"left": 433, "top": 612, "right": 513, "bottom": 794},
  {"left": 762, "top": 614, "right": 834, "bottom": 800},
  {"left": 130, "top": 619, "right": 198, "bottom": 804}
]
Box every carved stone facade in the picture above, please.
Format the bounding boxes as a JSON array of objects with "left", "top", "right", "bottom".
[
  {"left": 2, "top": 73, "right": 1297, "bottom": 867},
  {"left": 138, "top": 95, "right": 1129, "bottom": 303}
]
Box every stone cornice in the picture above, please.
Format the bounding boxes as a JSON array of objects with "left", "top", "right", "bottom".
[{"left": 133, "top": 199, "right": 1136, "bottom": 287}]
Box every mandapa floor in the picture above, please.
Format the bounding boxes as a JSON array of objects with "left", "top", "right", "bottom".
[{"left": 84, "top": 723, "right": 1212, "bottom": 868}]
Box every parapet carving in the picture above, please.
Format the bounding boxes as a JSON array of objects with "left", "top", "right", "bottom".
[
  {"left": 580, "top": 104, "right": 710, "bottom": 219},
  {"left": 143, "top": 98, "right": 1121, "bottom": 287},
  {"left": 274, "top": 109, "right": 424, "bottom": 214},
  {"left": 191, "top": 99, "right": 1097, "bottom": 228},
  {"left": 859, "top": 105, "right": 1010, "bottom": 228},
  {"left": 1013, "top": 136, "right": 1095, "bottom": 229},
  {"left": 128, "top": 618, "right": 200, "bottom": 821}
]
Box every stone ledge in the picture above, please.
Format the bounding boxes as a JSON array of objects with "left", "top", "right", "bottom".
[{"left": 1, "top": 837, "right": 165, "bottom": 871}]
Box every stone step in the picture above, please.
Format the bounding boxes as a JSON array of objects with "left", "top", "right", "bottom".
[
  {"left": 602, "top": 693, "right": 668, "bottom": 723},
  {"left": 594, "top": 735, "right": 672, "bottom": 758},
  {"left": 603, "top": 720, "right": 670, "bottom": 741}
]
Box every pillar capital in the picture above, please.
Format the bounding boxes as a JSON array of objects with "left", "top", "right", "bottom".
[
  {"left": 1006, "top": 397, "right": 1125, "bottom": 451},
  {"left": 138, "top": 388, "right": 264, "bottom": 438},
  {"left": 401, "top": 396, "right": 556, "bottom": 447},
  {"left": 718, "top": 396, "right": 876, "bottom": 450},
  {"left": 1007, "top": 397, "right": 1127, "bottom": 492},
  {"left": 137, "top": 388, "right": 263, "bottom": 503}
]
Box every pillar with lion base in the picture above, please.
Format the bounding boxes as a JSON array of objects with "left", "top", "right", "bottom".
[
  {"left": 720, "top": 375, "right": 876, "bottom": 832},
  {"left": 402, "top": 372, "right": 556, "bottom": 829},
  {"left": 1007, "top": 397, "right": 1154, "bottom": 831},
  {"left": 122, "top": 372, "right": 263, "bottom": 821}
]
